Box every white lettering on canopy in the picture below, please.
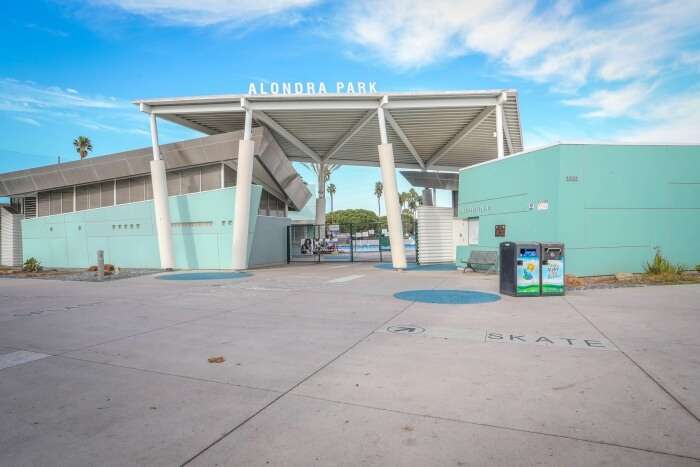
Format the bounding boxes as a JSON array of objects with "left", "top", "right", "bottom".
[{"left": 247, "top": 81, "right": 378, "bottom": 96}]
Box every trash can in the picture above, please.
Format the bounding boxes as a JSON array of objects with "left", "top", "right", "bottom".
[
  {"left": 540, "top": 243, "right": 565, "bottom": 296},
  {"left": 499, "top": 242, "right": 541, "bottom": 296}
]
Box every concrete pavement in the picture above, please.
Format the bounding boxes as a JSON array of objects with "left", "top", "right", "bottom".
[{"left": 0, "top": 263, "right": 698, "bottom": 466}]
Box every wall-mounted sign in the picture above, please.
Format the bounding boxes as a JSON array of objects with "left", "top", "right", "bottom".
[
  {"left": 495, "top": 224, "right": 506, "bottom": 237},
  {"left": 463, "top": 205, "right": 491, "bottom": 215},
  {"left": 537, "top": 200, "right": 549, "bottom": 211},
  {"left": 566, "top": 175, "right": 579, "bottom": 182},
  {"left": 247, "top": 81, "right": 378, "bottom": 96}
]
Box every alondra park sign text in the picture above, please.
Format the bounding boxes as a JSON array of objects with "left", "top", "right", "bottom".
[{"left": 248, "top": 81, "right": 378, "bottom": 96}]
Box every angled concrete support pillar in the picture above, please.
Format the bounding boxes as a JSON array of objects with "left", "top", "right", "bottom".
[
  {"left": 496, "top": 93, "right": 506, "bottom": 159},
  {"left": 148, "top": 114, "right": 174, "bottom": 270},
  {"left": 377, "top": 103, "right": 407, "bottom": 270},
  {"left": 315, "top": 162, "right": 326, "bottom": 225},
  {"left": 232, "top": 109, "right": 255, "bottom": 270}
]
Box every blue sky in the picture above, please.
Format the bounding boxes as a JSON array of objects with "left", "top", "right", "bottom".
[{"left": 2, "top": 0, "right": 699, "bottom": 210}]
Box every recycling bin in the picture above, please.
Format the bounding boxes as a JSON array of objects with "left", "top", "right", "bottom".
[
  {"left": 499, "top": 242, "right": 541, "bottom": 296},
  {"left": 540, "top": 243, "right": 565, "bottom": 295}
]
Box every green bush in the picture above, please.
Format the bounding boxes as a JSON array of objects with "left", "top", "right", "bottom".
[
  {"left": 643, "top": 248, "right": 684, "bottom": 275},
  {"left": 23, "top": 257, "right": 42, "bottom": 273},
  {"left": 696, "top": 264, "right": 700, "bottom": 273}
]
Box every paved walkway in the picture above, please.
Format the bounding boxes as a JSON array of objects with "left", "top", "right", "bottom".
[{"left": 0, "top": 263, "right": 698, "bottom": 466}]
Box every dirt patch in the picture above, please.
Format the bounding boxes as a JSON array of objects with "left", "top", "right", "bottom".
[
  {"left": 0, "top": 267, "right": 159, "bottom": 282},
  {"left": 566, "top": 271, "right": 700, "bottom": 290}
]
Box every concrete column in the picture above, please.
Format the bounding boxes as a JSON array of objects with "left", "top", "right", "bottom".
[
  {"left": 452, "top": 190, "right": 459, "bottom": 217},
  {"left": 422, "top": 188, "right": 434, "bottom": 206},
  {"left": 149, "top": 114, "right": 174, "bottom": 270},
  {"left": 495, "top": 101, "right": 504, "bottom": 159},
  {"left": 377, "top": 104, "right": 407, "bottom": 270},
  {"left": 231, "top": 109, "right": 255, "bottom": 270},
  {"left": 315, "top": 162, "right": 326, "bottom": 225}
]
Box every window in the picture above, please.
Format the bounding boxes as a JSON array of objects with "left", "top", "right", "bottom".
[
  {"left": 180, "top": 167, "right": 201, "bottom": 194},
  {"left": 167, "top": 171, "right": 180, "bottom": 196},
  {"left": 258, "top": 189, "right": 286, "bottom": 217},
  {"left": 467, "top": 217, "right": 479, "bottom": 245},
  {"left": 87, "top": 184, "right": 100, "bottom": 209},
  {"left": 38, "top": 192, "right": 50, "bottom": 216},
  {"left": 50, "top": 191, "right": 62, "bottom": 215},
  {"left": 145, "top": 177, "right": 153, "bottom": 200},
  {"left": 130, "top": 177, "right": 145, "bottom": 202},
  {"left": 101, "top": 181, "right": 114, "bottom": 207},
  {"left": 24, "top": 197, "right": 37, "bottom": 218},
  {"left": 61, "top": 189, "right": 74, "bottom": 213},
  {"left": 223, "top": 165, "right": 236, "bottom": 187},
  {"left": 116, "top": 179, "right": 130, "bottom": 204},
  {"left": 201, "top": 164, "right": 221, "bottom": 191}
]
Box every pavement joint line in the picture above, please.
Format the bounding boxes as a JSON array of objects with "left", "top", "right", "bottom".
[
  {"left": 55, "top": 354, "right": 282, "bottom": 395},
  {"left": 563, "top": 296, "right": 700, "bottom": 424},
  {"left": 288, "top": 393, "right": 700, "bottom": 463},
  {"left": 179, "top": 299, "right": 419, "bottom": 466}
]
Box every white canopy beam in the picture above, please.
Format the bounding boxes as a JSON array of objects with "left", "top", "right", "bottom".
[
  {"left": 426, "top": 106, "right": 494, "bottom": 168},
  {"left": 384, "top": 96, "right": 498, "bottom": 110},
  {"left": 503, "top": 109, "right": 513, "bottom": 155},
  {"left": 149, "top": 103, "right": 245, "bottom": 115},
  {"left": 384, "top": 110, "right": 425, "bottom": 169},
  {"left": 254, "top": 111, "right": 322, "bottom": 164},
  {"left": 324, "top": 110, "right": 376, "bottom": 162}
]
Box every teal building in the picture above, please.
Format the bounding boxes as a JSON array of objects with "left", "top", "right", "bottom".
[
  {"left": 456, "top": 144, "right": 700, "bottom": 276},
  {"left": 0, "top": 130, "right": 311, "bottom": 270}
]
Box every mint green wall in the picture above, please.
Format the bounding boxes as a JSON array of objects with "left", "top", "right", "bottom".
[
  {"left": 457, "top": 144, "right": 700, "bottom": 276},
  {"left": 22, "top": 186, "right": 262, "bottom": 270},
  {"left": 456, "top": 145, "right": 561, "bottom": 267}
]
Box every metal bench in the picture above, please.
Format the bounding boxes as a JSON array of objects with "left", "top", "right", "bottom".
[{"left": 464, "top": 250, "right": 498, "bottom": 273}]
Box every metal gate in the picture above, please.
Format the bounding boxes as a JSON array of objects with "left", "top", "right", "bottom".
[{"left": 287, "top": 222, "right": 417, "bottom": 264}]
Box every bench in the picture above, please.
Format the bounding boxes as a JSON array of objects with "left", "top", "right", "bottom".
[{"left": 464, "top": 250, "right": 498, "bottom": 274}]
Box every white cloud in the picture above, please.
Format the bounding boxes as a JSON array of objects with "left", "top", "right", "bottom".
[
  {"left": 563, "top": 82, "right": 656, "bottom": 118},
  {"left": 0, "top": 78, "right": 124, "bottom": 113},
  {"left": 340, "top": 0, "right": 700, "bottom": 89},
  {"left": 617, "top": 90, "right": 700, "bottom": 143},
  {"left": 14, "top": 116, "right": 41, "bottom": 127},
  {"left": 91, "top": 0, "right": 319, "bottom": 26}
]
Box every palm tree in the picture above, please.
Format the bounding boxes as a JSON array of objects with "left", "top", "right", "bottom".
[
  {"left": 73, "top": 136, "right": 93, "bottom": 159},
  {"left": 326, "top": 183, "right": 336, "bottom": 212},
  {"left": 374, "top": 181, "right": 383, "bottom": 216},
  {"left": 407, "top": 188, "right": 422, "bottom": 216},
  {"left": 399, "top": 192, "right": 408, "bottom": 210}
]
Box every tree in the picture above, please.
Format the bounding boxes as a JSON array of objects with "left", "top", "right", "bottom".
[
  {"left": 73, "top": 136, "right": 93, "bottom": 159},
  {"left": 326, "top": 209, "right": 379, "bottom": 232},
  {"left": 326, "top": 183, "right": 336, "bottom": 212},
  {"left": 407, "top": 188, "right": 422, "bottom": 216},
  {"left": 399, "top": 191, "right": 409, "bottom": 210},
  {"left": 374, "top": 181, "right": 383, "bottom": 216}
]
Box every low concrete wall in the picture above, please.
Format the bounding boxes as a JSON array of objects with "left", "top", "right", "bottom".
[{"left": 249, "top": 216, "right": 292, "bottom": 267}]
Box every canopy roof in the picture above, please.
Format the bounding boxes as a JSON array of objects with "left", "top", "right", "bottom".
[
  {"left": 135, "top": 90, "right": 523, "bottom": 171},
  {"left": 0, "top": 128, "right": 311, "bottom": 210},
  {"left": 400, "top": 171, "right": 459, "bottom": 191}
]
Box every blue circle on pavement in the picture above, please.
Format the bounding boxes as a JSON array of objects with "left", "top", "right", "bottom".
[
  {"left": 394, "top": 289, "right": 501, "bottom": 304},
  {"left": 157, "top": 271, "right": 251, "bottom": 281},
  {"left": 375, "top": 263, "right": 456, "bottom": 272}
]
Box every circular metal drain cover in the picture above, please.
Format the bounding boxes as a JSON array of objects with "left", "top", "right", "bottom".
[
  {"left": 157, "top": 271, "right": 251, "bottom": 281},
  {"left": 394, "top": 289, "right": 501, "bottom": 304}
]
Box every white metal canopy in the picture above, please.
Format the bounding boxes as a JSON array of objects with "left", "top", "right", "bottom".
[{"left": 135, "top": 90, "right": 523, "bottom": 171}]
